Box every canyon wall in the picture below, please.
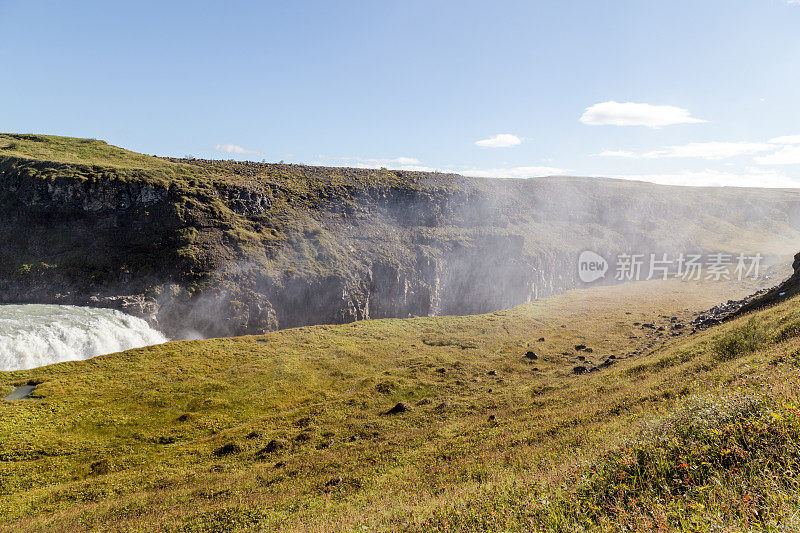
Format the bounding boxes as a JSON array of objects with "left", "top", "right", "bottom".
[{"left": 3, "top": 142, "right": 800, "bottom": 338}]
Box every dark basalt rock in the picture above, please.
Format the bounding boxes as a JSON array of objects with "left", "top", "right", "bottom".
[{"left": 385, "top": 402, "right": 410, "bottom": 415}]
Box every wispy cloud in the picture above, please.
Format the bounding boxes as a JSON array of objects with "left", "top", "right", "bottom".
[
  {"left": 580, "top": 101, "right": 706, "bottom": 128},
  {"left": 615, "top": 168, "right": 798, "bottom": 188},
  {"left": 598, "top": 139, "right": 800, "bottom": 161},
  {"left": 459, "top": 165, "right": 570, "bottom": 178},
  {"left": 340, "top": 156, "right": 424, "bottom": 169},
  {"left": 214, "top": 143, "right": 260, "bottom": 155},
  {"left": 642, "top": 141, "right": 773, "bottom": 160},
  {"left": 769, "top": 134, "right": 800, "bottom": 144},
  {"left": 755, "top": 145, "right": 800, "bottom": 165},
  {"left": 474, "top": 133, "right": 522, "bottom": 148},
  {"left": 331, "top": 156, "right": 568, "bottom": 178},
  {"left": 595, "top": 149, "right": 639, "bottom": 158}
]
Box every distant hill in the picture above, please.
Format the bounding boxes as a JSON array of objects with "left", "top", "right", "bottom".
[{"left": 2, "top": 132, "right": 800, "bottom": 337}]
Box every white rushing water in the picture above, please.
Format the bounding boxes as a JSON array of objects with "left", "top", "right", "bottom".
[{"left": 0, "top": 304, "right": 167, "bottom": 371}]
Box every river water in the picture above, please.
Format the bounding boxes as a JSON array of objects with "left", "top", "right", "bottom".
[{"left": 0, "top": 304, "right": 167, "bottom": 371}]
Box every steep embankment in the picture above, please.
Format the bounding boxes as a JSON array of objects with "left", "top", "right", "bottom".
[{"left": 2, "top": 133, "right": 800, "bottom": 338}]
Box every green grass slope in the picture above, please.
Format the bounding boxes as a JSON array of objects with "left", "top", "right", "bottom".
[
  {"left": 0, "top": 133, "right": 183, "bottom": 172},
  {"left": 4, "top": 273, "right": 800, "bottom": 531}
]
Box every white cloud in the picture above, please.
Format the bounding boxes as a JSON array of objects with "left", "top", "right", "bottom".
[
  {"left": 615, "top": 168, "right": 798, "bottom": 188},
  {"left": 595, "top": 150, "right": 639, "bottom": 158},
  {"left": 642, "top": 141, "right": 774, "bottom": 160},
  {"left": 214, "top": 143, "right": 259, "bottom": 155},
  {"left": 332, "top": 156, "right": 568, "bottom": 178},
  {"left": 580, "top": 101, "right": 706, "bottom": 128},
  {"left": 755, "top": 145, "right": 800, "bottom": 165},
  {"left": 597, "top": 141, "right": 776, "bottom": 160},
  {"left": 390, "top": 156, "right": 422, "bottom": 165},
  {"left": 599, "top": 135, "right": 800, "bottom": 164},
  {"left": 459, "top": 165, "right": 570, "bottom": 178},
  {"left": 474, "top": 133, "right": 522, "bottom": 148},
  {"left": 769, "top": 134, "right": 800, "bottom": 144},
  {"left": 342, "top": 156, "right": 423, "bottom": 169}
]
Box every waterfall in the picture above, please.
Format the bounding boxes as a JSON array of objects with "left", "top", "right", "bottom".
[{"left": 0, "top": 304, "right": 167, "bottom": 371}]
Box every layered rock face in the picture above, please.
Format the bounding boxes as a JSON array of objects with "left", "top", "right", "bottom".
[{"left": 3, "top": 151, "right": 800, "bottom": 339}]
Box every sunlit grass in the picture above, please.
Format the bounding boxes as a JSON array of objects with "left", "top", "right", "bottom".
[{"left": 4, "top": 275, "right": 799, "bottom": 531}]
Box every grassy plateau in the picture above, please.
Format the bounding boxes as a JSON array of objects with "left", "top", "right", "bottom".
[{"left": 4, "top": 272, "right": 800, "bottom": 531}]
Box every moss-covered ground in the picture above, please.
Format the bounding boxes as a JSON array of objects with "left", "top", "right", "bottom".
[{"left": 4, "top": 273, "right": 800, "bottom": 531}]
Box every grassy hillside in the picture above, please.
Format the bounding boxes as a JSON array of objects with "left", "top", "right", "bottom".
[
  {"left": 4, "top": 272, "right": 800, "bottom": 531},
  {"left": 0, "top": 133, "right": 183, "bottom": 172}
]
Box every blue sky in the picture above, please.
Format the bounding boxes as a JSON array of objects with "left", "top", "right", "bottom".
[{"left": 2, "top": 0, "right": 800, "bottom": 186}]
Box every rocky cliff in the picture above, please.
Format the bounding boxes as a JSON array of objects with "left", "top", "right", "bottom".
[{"left": 2, "top": 133, "right": 800, "bottom": 338}]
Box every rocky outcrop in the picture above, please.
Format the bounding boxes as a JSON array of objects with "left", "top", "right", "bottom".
[{"left": 731, "top": 252, "right": 800, "bottom": 318}]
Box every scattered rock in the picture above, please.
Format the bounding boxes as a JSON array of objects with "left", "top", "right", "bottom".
[
  {"left": 385, "top": 402, "right": 410, "bottom": 415},
  {"left": 259, "top": 438, "right": 289, "bottom": 454},
  {"left": 576, "top": 355, "right": 586, "bottom": 362},
  {"left": 487, "top": 370, "right": 498, "bottom": 376},
  {"left": 488, "top": 414, "right": 497, "bottom": 421},
  {"left": 575, "top": 344, "right": 587, "bottom": 351},
  {"left": 90, "top": 459, "right": 110, "bottom": 476},
  {"left": 436, "top": 368, "right": 446, "bottom": 373},
  {"left": 572, "top": 365, "right": 588, "bottom": 375},
  {"left": 524, "top": 351, "right": 538, "bottom": 360},
  {"left": 294, "top": 432, "right": 312, "bottom": 442},
  {"left": 293, "top": 417, "right": 312, "bottom": 428},
  {"left": 538, "top": 337, "right": 545, "bottom": 342},
  {"left": 213, "top": 442, "right": 242, "bottom": 457},
  {"left": 691, "top": 289, "right": 770, "bottom": 329},
  {"left": 584, "top": 347, "right": 593, "bottom": 353},
  {"left": 325, "top": 476, "right": 343, "bottom": 487}
]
